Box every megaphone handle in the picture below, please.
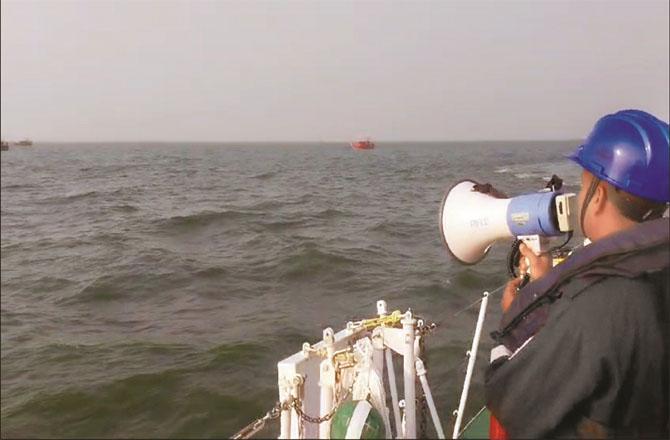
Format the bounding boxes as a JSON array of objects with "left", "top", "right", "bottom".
[
  {"left": 519, "top": 273, "right": 530, "bottom": 289},
  {"left": 507, "top": 239, "right": 526, "bottom": 280},
  {"left": 523, "top": 257, "right": 532, "bottom": 277},
  {"left": 517, "top": 234, "right": 550, "bottom": 283},
  {"left": 517, "top": 234, "right": 547, "bottom": 255}
]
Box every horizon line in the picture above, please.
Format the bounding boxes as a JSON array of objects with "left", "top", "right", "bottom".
[{"left": 10, "top": 138, "right": 583, "bottom": 144}]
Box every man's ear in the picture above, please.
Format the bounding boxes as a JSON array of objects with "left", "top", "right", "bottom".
[{"left": 592, "top": 183, "right": 608, "bottom": 214}]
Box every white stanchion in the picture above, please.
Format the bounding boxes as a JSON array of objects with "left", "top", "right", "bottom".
[
  {"left": 452, "top": 291, "right": 489, "bottom": 439},
  {"left": 401, "top": 312, "right": 417, "bottom": 439},
  {"left": 416, "top": 358, "right": 445, "bottom": 439}
]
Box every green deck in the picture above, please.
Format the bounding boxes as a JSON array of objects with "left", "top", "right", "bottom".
[{"left": 458, "top": 406, "right": 490, "bottom": 439}]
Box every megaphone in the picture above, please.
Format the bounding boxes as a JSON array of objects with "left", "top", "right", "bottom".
[{"left": 439, "top": 180, "right": 577, "bottom": 265}]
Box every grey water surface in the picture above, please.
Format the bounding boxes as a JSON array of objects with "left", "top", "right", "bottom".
[{"left": 1, "top": 141, "right": 581, "bottom": 438}]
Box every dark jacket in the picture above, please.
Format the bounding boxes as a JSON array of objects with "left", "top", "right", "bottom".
[{"left": 485, "top": 218, "right": 669, "bottom": 438}]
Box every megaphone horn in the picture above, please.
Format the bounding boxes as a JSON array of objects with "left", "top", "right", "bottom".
[
  {"left": 439, "top": 180, "right": 513, "bottom": 265},
  {"left": 440, "top": 179, "right": 578, "bottom": 266}
]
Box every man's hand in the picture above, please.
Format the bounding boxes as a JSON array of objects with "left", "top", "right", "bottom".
[
  {"left": 501, "top": 277, "right": 523, "bottom": 313},
  {"left": 518, "top": 243, "right": 552, "bottom": 281}
]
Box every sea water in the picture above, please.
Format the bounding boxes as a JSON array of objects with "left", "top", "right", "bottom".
[{"left": 0, "top": 141, "right": 581, "bottom": 437}]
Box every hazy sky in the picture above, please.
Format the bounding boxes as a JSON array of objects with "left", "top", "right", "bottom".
[{"left": 1, "top": 0, "right": 668, "bottom": 142}]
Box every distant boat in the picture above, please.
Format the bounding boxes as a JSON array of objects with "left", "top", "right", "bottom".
[
  {"left": 351, "top": 138, "right": 375, "bottom": 150},
  {"left": 1, "top": 140, "right": 8, "bottom": 151},
  {"left": 14, "top": 139, "right": 33, "bottom": 147}
]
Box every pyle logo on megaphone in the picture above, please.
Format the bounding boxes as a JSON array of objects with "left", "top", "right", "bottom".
[{"left": 439, "top": 179, "right": 577, "bottom": 265}]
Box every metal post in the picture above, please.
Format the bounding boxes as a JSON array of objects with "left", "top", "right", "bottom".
[
  {"left": 373, "top": 337, "right": 385, "bottom": 381},
  {"left": 290, "top": 375, "right": 303, "bottom": 439},
  {"left": 452, "top": 291, "right": 489, "bottom": 439},
  {"left": 416, "top": 358, "right": 445, "bottom": 439},
  {"left": 319, "top": 360, "right": 334, "bottom": 439},
  {"left": 280, "top": 406, "right": 291, "bottom": 439},
  {"left": 399, "top": 399, "right": 407, "bottom": 439},
  {"left": 320, "top": 328, "right": 335, "bottom": 439},
  {"left": 401, "top": 311, "right": 417, "bottom": 439},
  {"left": 385, "top": 348, "right": 402, "bottom": 438}
]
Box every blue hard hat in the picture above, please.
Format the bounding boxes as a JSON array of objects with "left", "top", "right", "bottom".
[{"left": 568, "top": 109, "right": 670, "bottom": 203}]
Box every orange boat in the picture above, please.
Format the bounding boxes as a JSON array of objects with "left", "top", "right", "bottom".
[{"left": 350, "top": 138, "right": 375, "bottom": 150}]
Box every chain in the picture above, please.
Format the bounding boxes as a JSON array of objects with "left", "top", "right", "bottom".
[
  {"left": 417, "top": 335, "right": 428, "bottom": 439},
  {"left": 417, "top": 320, "right": 437, "bottom": 337},
  {"left": 233, "top": 389, "right": 350, "bottom": 438},
  {"left": 233, "top": 315, "right": 436, "bottom": 439},
  {"left": 230, "top": 400, "right": 291, "bottom": 439},
  {"left": 292, "top": 389, "right": 350, "bottom": 424}
]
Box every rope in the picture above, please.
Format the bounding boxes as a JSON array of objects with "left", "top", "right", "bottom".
[
  {"left": 355, "top": 310, "right": 404, "bottom": 330},
  {"left": 453, "top": 283, "right": 506, "bottom": 317}
]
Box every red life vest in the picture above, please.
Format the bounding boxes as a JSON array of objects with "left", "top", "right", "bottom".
[{"left": 489, "top": 413, "right": 509, "bottom": 440}]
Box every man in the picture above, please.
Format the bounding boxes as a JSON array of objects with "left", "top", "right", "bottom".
[{"left": 485, "top": 109, "right": 669, "bottom": 438}]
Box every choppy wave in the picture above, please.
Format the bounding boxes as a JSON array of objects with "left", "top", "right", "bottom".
[
  {"left": 31, "top": 276, "right": 76, "bottom": 292},
  {"left": 193, "top": 266, "right": 230, "bottom": 279},
  {"left": 250, "top": 170, "right": 278, "bottom": 180},
  {"left": 153, "top": 210, "right": 261, "bottom": 231},
  {"left": 258, "top": 218, "right": 308, "bottom": 232},
  {"left": 110, "top": 204, "right": 139, "bottom": 213},
  {"left": 312, "top": 207, "right": 352, "bottom": 220},
  {"left": 493, "top": 160, "right": 581, "bottom": 186},
  {"left": 64, "top": 190, "right": 99, "bottom": 200},
  {"left": 3, "top": 379, "right": 271, "bottom": 438},
  {"left": 34, "top": 186, "right": 144, "bottom": 206},
  {"left": 1, "top": 340, "right": 273, "bottom": 438},
  {"left": 59, "top": 272, "right": 189, "bottom": 305},
  {"left": 369, "top": 219, "right": 420, "bottom": 238},
  {"left": 1, "top": 183, "right": 39, "bottom": 190},
  {"left": 247, "top": 196, "right": 312, "bottom": 210},
  {"left": 152, "top": 206, "right": 347, "bottom": 235},
  {"left": 205, "top": 342, "right": 266, "bottom": 366},
  {"left": 274, "top": 245, "right": 358, "bottom": 281}
]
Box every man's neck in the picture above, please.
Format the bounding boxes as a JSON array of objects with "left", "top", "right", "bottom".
[{"left": 590, "top": 215, "right": 638, "bottom": 242}]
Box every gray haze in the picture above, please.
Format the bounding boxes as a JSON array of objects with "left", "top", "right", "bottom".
[{"left": 1, "top": 0, "right": 668, "bottom": 142}]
